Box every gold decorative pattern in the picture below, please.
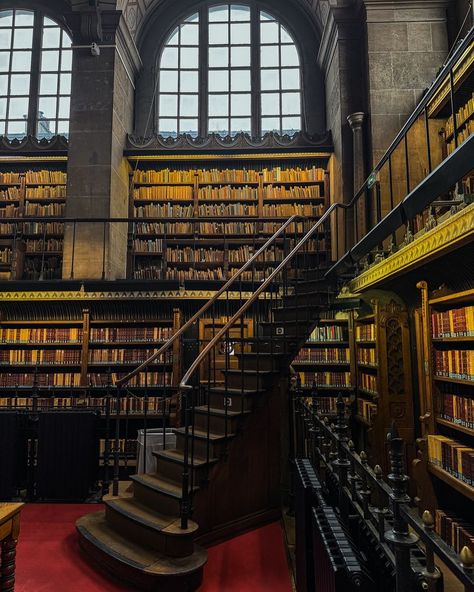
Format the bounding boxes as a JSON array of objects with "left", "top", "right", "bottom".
[
  {"left": 349, "top": 203, "right": 474, "bottom": 293},
  {"left": 127, "top": 151, "right": 331, "bottom": 162},
  {"left": 0, "top": 290, "right": 270, "bottom": 301}
]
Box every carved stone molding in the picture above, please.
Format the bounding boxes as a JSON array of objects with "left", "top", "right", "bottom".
[
  {"left": 0, "top": 135, "right": 68, "bottom": 155},
  {"left": 125, "top": 130, "right": 333, "bottom": 153}
]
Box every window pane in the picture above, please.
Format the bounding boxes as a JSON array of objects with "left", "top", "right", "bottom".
[
  {"left": 38, "top": 96, "right": 57, "bottom": 119},
  {"left": 209, "top": 6, "right": 229, "bottom": 22},
  {"left": 231, "top": 5, "right": 250, "bottom": 21},
  {"left": 231, "top": 69, "right": 250, "bottom": 92},
  {"left": 13, "top": 28, "right": 33, "bottom": 50},
  {"left": 15, "top": 11, "right": 34, "bottom": 27},
  {"left": 281, "top": 68, "right": 300, "bottom": 90},
  {"left": 61, "top": 49, "right": 72, "bottom": 70},
  {"left": 262, "top": 117, "right": 280, "bottom": 133},
  {"left": 0, "top": 120, "right": 4, "bottom": 134},
  {"left": 0, "top": 11, "right": 13, "bottom": 28},
  {"left": 43, "top": 27, "right": 61, "bottom": 49},
  {"left": 180, "top": 94, "right": 198, "bottom": 117},
  {"left": 231, "top": 118, "right": 251, "bottom": 133},
  {"left": 261, "top": 22, "right": 279, "bottom": 44},
  {"left": 0, "top": 53, "right": 8, "bottom": 71},
  {"left": 231, "top": 93, "right": 251, "bottom": 116},
  {"left": 261, "top": 69, "right": 280, "bottom": 91},
  {"left": 0, "top": 75, "right": 7, "bottom": 94},
  {"left": 61, "top": 32, "right": 72, "bottom": 49},
  {"left": 40, "top": 73, "right": 58, "bottom": 95},
  {"left": 41, "top": 50, "right": 59, "bottom": 71},
  {"left": 57, "top": 119, "right": 69, "bottom": 135},
  {"left": 7, "top": 120, "right": 27, "bottom": 136},
  {"left": 180, "top": 70, "right": 198, "bottom": 92},
  {"left": 180, "top": 47, "right": 198, "bottom": 68},
  {"left": 282, "top": 116, "right": 300, "bottom": 133},
  {"left": 209, "top": 118, "right": 229, "bottom": 134},
  {"left": 282, "top": 92, "right": 301, "bottom": 115},
  {"left": 281, "top": 44, "right": 299, "bottom": 67},
  {"left": 0, "top": 29, "right": 11, "bottom": 50},
  {"left": 159, "top": 94, "right": 178, "bottom": 117},
  {"left": 10, "top": 73, "right": 30, "bottom": 94},
  {"left": 58, "top": 96, "right": 70, "bottom": 119},
  {"left": 209, "top": 70, "right": 229, "bottom": 92},
  {"left": 209, "top": 94, "right": 229, "bottom": 117},
  {"left": 261, "top": 93, "right": 280, "bottom": 116},
  {"left": 11, "top": 50, "right": 31, "bottom": 71},
  {"left": 59, "top": 73, "right": 71, "bottom": 94},
  {"left": 9, "top": 96, "right": 29, "bottom": 118},
  {"left": 231, "top": 23, "right": 250, "bottom": 45},
  {"left": 209, "top": 47, "right": 229, "bottom": 68},
  {"left": 260, "top": 11, "right": 274, "bottom": 22},
  {"left": 185, "top": 13, "right": 199, "bottom": 24},
  {"left": 0, "top": 98, "right": 6, "bottom": 118},
  {"left": 209, "top": 23, "right": 228, "bottom": 45},
  {"left": 160, "top": 70, "right": 178, "bottom": 93},
  {"left": 159, "top": 118, "right": 178, "bottom": 135},
  {"left": 43, "top": 17, "right": 57, "bottom": 27},
  {"left": 180, "top": 23, "right": 199, "bottom": 45},
  {"left": 179, "top": 118, "right": 198, "bottom": 135},
  {"left": 280, "top": 26, "right": 293, "bottom": 44},
  {"left": 161, "top": 47, "right": 178, "bottom": 68},
  {"left": 167, "top": 28, "right": 179, "bottom": 46},
  {"left": 231, "top": 46, "right": 250, "bottom": 67},
  {"left": 38, "top": 115, "right": 55, "bottom": 138},
  {"left": 261, "top": 45, "right": 279, "bottom": 67}
]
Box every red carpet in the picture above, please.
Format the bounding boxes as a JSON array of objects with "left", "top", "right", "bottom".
[{"left": 15, "top": 504, "right": 293, "bottom": 592}]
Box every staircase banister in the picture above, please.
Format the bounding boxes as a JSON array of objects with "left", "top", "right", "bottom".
[
  {"left": 115, "top": 214, "right": 301, "bottom": 388},
  {"left": 179, "top": 203, "right": 342, "bottom": 389}
]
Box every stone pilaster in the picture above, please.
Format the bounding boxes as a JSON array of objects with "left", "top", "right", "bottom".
[{"left": 347, "top": 112, "right": 368, "bottom": 238}]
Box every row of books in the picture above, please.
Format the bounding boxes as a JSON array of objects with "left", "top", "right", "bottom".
[
  {"left": 22, "top": 222, "right": 64, "bottom": 235},
  {"left": 0, "top": 373, "right": 82, "bottom": 387},
  {"left": 357, "top": 399, "right": 377, "bottom": 423},
  {"left": 427, "top": 434, "right": 474, "bottom": 486},
  {"left": 294, "top": 347, "right": 350, "bottom": 363},
  {"left": 135, "top": 204, "right": 194, "bottom": 218},
  {"left": 24, "top": 202, "right": 65, "bottom": 217},
  {"left": 198, "top": 186, "right": 259, "bottom": 201},
  {"left": 229, "top": 268, "right": 272, "bottom": 281},
  {"left": 165, "top": 267, "right": 225, "bottom": 281},
  {"left": 133, "top": 239, "right": 163, "bottom": 253},
  {"left": 25, "top": 239, "right": 63, "bottom": 252},
  {"left": 136, "top": 222, "right": 194, "bottom": 235},
  {"left": 0, "top": 172, "right": 21, "bottom": 185},
  {"left": 91, "top": 326, "right": 173, "bottom": 343},
  {"left": 312, "top": 396, "right": 349, "bottom": 414},
  {"left": 447, "top": 119, "right": 474, "bottom": 155},
  {"left": 24, "top": 171, "right": 67, "bottom": 184},
  {"left": 0, "top": 248, "right": 11, "bottom": 264},
  {"left": 435, "top": 510, "right": 474, "bottom": 555},
  {"left": 308, "top": 326, "right": 346, "bottom": 342},
  {"left": 88, "top": 372, "right": 173, "bottom": 387},
  {"left": 89, "top": 349, "right": 172, "bottom": 364},
  {"left": 356, "top": 324, "right": 376, "bottom": 342},
  {"left": 0, "top": 396, "right": 167, "bottom": 415},
  {"left": 264, "top": 185, "right": 321, "bottom": 199},
  {"left": 22, "top": 257, "right": 62, "bottom": 280},
  {"left": 299, "top": 372, "right": 352, "bottom": 388},
  {"left": 357, "top": 348, "right": 376, "bottom": 365},
  {"left": 439, "top": 393, "right": 474, "bottom": 429},
  {"left": 262, "top": 166, "right": 325, "bottom": 183},
  {"left": 431, "top": 306, "right": 474, "bottom": 338},
  {"left": 262, "top": 204, "right": 323, "bottom": 217},
  {"left": 197, "top": 204, "right": 258, "bottom": 216},
  {"left": 0, "top": 350, "right": 81, "bottom": 365},
  {"left": 229, "top": 246, "right": 283, "bottom": 263},
  {"left": 25, "top": 186, "right": 67, "bottom": 199},
  {"left": 0, "top": 187, "right": 21, "bottom": 201},
  {"left": 133, "top": 169, "right": 195, "bottom": 184},
  {"left": 359, "top": 372, "right": 377, "bottom": 394},
  {"left": 434, "top": 350, "right": 474, "bottom": 381},
  {"left": 444, "top": 92, "right": 474, "bottom": 138},
  {"left": 133, "top": 186, "right": 194, "bottom": 200},
  {"left": 166, "top": 247, "right": 225, "bottom": 263},
  {"left": 0, "top": 205, "right": 19, "bottom": 218},
  {"left": 0, "top": 328, "right": 83, "bottom": 343}
]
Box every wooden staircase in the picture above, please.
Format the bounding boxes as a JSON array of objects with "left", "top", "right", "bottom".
[{"left": 77, "top": 217, "right": 338, "bottom": 591}]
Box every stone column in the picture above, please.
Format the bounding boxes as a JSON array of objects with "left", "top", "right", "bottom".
[
  {"left": 347, "top": 112, "right": 367, "bottom": 240},
  {"left": 62, "top": 9, "right": 140, "bottom": 280}
]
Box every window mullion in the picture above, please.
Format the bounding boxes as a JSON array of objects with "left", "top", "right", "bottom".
[
  {"left": 28, "top": 9, "right": 43, "bottom": 137},
  {"left": 250, "top": 3, "right": 261, "bottom": 138},
  {"left": 199, "top": 5, "right": 209, "bottom": 138}
]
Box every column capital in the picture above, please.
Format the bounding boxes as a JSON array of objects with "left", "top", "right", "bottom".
[{"left": 347, "top": 112, "right": 366, "bottom": 131}]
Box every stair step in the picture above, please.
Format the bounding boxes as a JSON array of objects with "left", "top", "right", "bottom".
[
  {"left": 131, "top": 473, "right": 192, "bottom": 499},
  {"left": 174, "top": 427, "right": 234, "bottom": 441},
  {"left": 194, "top": 405, "right": 250, "bottom": 417},
  {"left": 77, "top": 511, "right": 207, "bottom": 591},
  {"left": 155, "top": 448, "right": 219, "bottom": 467},
  {"left": 105, "top": 495, "right": 187, "bottom": 533}
]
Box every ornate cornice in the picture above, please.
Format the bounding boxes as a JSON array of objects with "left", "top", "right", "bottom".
[
  {"left": 349, "top": 203, "right": 474, "bottom": 292},
  {"left": 0, "top": 135, "right": 68, "bottom": 156},
  {"left": 125, "top": 130, "right": 333, "bottom": 154}
]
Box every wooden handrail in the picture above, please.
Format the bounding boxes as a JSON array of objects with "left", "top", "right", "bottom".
[{"left": 115, "top": 215, "right": 300, "bottom": 387}]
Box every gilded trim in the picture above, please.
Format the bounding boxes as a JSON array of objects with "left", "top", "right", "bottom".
[
  {"left": 127, "top": 151, "right": 332, "bottom": 162},
  {"left": 349, "top": 203, "right": 474, "bottom": 292}
]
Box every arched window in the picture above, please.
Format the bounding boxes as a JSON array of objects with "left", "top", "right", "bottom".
[
  {"left": 0, "top": 8, "right": 72, "bottom": 140},
  {"left": 157, "top": 3, "right": 302, "bottom": 138}
]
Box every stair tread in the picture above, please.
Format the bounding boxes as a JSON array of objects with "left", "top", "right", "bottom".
[
  {"left": 77, "top": 511, "right": 207, "bottom": 575},
  {"left": 105, "top": 495, "right": 199, "bottom": 536},
  {"left": 194, "top": 405, "right": 250, "bottom": 417},
  {"left": 175, "top": 426, "right": 234, "bottom": 440},
  {"left": 155, "top": 448, "right": 219, "bottom": 466},
  {"left": 222, "top": 368, "right": 276, "bottom": 375},
  {"left": 131, "top": 473, "right": 196, "bottom": 499},
  {"left": 209, "top": 386, "right": 263, "bottom": 395}
]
